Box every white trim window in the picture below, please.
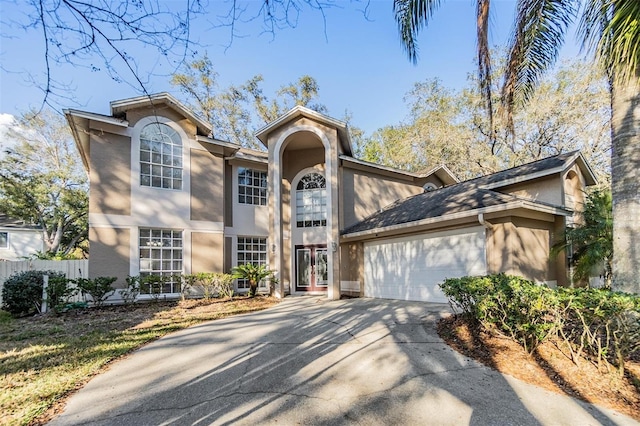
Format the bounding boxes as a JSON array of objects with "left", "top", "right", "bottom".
[
  {"left": 139, "top": 228, "right": 183, "bottom": 293},
  {"left": 236, "top": 236, "right": 267, "bottom": 290},
  {"left": 238, "top": 168, "right": 267, "bottom": 205},
  {"left": 0, "top": 232, "right": 7, "bottom": 248},
  {"left": 296, "top": 173, "right": 327, "bottom": 227},
  {"left": 140, "top": 123, "right": 183, "bottom": 190}
]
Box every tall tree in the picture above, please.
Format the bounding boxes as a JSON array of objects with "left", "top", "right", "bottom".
[
  {"left": 359, "top": 60, "right": 611, "bottom": 181},
  {"left": 171, "top": 55, "right": 327, "bottom": 148},
  {"left": 0, "top": 109, "right": 88, "bottom": 256},
  {"left": 394, "top": 0, "right": 640, "bottom": 293}
]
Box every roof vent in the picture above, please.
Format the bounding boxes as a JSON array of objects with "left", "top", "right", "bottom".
[{"left": 423, "top": 183, "right": 438, "bottom": 192}]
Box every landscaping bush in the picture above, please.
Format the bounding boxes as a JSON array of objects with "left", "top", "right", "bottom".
[
  {"left": 440, "top": 274, "right": 640, "bottom": 370},
  {"left": 121, "top": 275, "right": 141, "bottom": 304},
  {"left": 184, "top": 272, "right": 234, "bottom": 299},
  {"left": 46, "top": 275, "right": 78, "bottom": 311},
  {"left": 140, "top": 275, "right": 165, "bottom": 301},
  {"left": 441, "top": 274, "right": 558, "bottom": 353},
  {"left": 75, "top": 276, "right": 117, "bottom": 307},
  {"left": 1, "top": 270, "right": 65, "bottom": 317}
]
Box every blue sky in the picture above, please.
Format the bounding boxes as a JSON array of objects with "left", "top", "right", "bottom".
[{"left": 0, "top": 1, "right": 583, "bottom": 136}]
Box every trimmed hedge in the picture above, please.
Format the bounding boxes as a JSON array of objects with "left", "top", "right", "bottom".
[
  {"left": 440, "top": 274, "right": 639, "bottom": 372},
  {"left": 1, "top": 270, "right": 65, "bottom": 317}
]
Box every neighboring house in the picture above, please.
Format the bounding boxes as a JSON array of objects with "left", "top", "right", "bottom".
[
  {"left": 0, "top": 214, "right": 44, "bottom": 261},
  {"left": 65, "top": 93, "right": 596, "bottom": 303}
]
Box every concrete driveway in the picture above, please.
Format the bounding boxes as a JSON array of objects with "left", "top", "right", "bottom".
[{"left": 50, "top": 297, "right": 637, "bottom": 426}]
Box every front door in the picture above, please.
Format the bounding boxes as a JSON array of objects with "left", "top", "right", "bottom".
[{"left": 295, "top": 245, "right": 328, "bottom": 292}]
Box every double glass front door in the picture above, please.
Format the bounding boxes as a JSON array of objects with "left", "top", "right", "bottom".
[{"left": 295, "top": 245, "right": 328, "bottom": 292}]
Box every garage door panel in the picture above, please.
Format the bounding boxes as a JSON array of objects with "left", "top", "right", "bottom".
[{"left": 364, "top": 227, "right": 487, "bottom": 303}]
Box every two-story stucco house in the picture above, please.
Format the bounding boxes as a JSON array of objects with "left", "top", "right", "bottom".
[{"left": 65, "top": 93, "right": 596, "bottom": 303}]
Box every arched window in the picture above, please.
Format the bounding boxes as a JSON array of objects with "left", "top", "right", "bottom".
[
  {"left": 296, "top": 173, "right": 327, "bottom": 227},
  {"left": 139, "top": 123, "right": 183, "bottom": 190}
]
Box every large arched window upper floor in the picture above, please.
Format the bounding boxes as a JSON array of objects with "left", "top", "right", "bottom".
[
  {"left": 295, "top": 172, "right": 327, "bottom": 228},
  {"left": 139, "top": 122, "right": 183, "bottom": 190}
]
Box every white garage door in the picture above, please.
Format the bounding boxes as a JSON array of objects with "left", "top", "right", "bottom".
[{"left": 364, "top": 227, "right": 487, "bottom": 303}]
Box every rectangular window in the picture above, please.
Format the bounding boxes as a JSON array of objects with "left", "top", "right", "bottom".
[
  {"left": 238, "top": 168, "right": 267, "bottom": 205},
  {"left": 0, "top": 232, "right": 7, "bottom": 248},
  {"left": 296, "top": 188, "right": 327, "bottom": 227},
  {"left": 236, "top": 236, "right": 268, "bottom": 290},
  {"left": 139, "top": 228, "right": 183, "bottom": 293}
]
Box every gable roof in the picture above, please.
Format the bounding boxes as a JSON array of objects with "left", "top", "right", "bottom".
[
  {"left": 255, "top": 105, "right": 353, "bottom": 156},
  {"left": 110, "top": 93, "right": 212, "bottom": 136},
  {"left": 0, "top": 214, "right": 41, "bottom": 230},
  {"left": 342, "top": 152, "right": 591, "bottom": 240}
]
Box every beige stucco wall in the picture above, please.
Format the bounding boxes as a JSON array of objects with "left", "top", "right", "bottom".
[
  {"left": 486, "top": 217, "right": 554, "bottom": 283},
  {"left": 89, "top": 227, "right": 130, "bottom": 287},
  {"left": 190, "top": 149, "right": 224, "bottom": 222},
  {"left": 341, "top": 167, "right": 423, "bottom": 229},
  {"left": 191, "top": 232, "right": 224, "bottom": 273},
  {"left": 499, "top": 175, "right": 563, "bottom": 206},
  {"left": 89, "top": 132, "right": 131, "bottom": 215},
  {"left": 339, "top": 242, "right": 364, "bottom": 295},
  {"left": 125, "top": 106, "right": 197, "bottom": 139}
]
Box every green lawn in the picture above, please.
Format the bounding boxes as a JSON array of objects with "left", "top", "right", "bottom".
[{"left": 0, "top": 297, "right": 279, "bottom": 426}]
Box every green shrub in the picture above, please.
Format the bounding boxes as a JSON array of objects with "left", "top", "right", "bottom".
[
  {"left": 121, "top": 276, "right": 141, "bottom": 304},
  {"left": 441, "top": 274, "right": 557, "bottom": 353},
  {"left": 556, "top": 288, "right": 639, "bottom": 373},
  {"left": 1, "top": 270, "right": 65, "bottom": 317},
  {"left": 75, "top": 277, "right": 117, "bottom": 307},
  {"left": 184, "top": 273, "right": 235, "bottom": 299},
  {"left": 46, "top": 275, "right": 78, "bottom": 311},
  {"left": 140, "top": 275, "right": 165, "bottom": 301},
  {"left": 440, "top": 274, "right": 640, "bottom": 370}
]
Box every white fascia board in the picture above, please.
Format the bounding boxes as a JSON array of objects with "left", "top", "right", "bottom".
[
  {"left": 195, "top": 135, "right": 241, "bottom": 151},
  {"left": 255, "top": 105, "right": 352, "bottom": 155},
  {"left": 64, "top": 109, "right": 128, "bottom": 127},
  {"left": 481, "top": 166, "right": 566, "bottom": 190},
  {"left": 110, "top": 92, "right": 212, "bottom": 135},
  {"left": 339, "top": 155, "right": 420, "bottom": 179},
  {"left": 341, "top": 200, "right": 569, "bottom": 242}
]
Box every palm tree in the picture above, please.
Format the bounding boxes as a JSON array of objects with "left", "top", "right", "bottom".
[
  {"left": 393, "top": 0, "right": 640, "bottom": 294},
  {"left": 231, "top": 264, "right": 273, "bottom": 297},
  {"left": 553, "top": 189, "right": 613, "bottom": 288}
]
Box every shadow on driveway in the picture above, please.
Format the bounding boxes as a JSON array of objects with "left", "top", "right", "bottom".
[{"left": 49, "top": 297, "right": 637, "bottom": 425}]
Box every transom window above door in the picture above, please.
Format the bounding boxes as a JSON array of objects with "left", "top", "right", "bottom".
[
  {"left": 139, "top": 123, "right": 183, "bottom": 190},
  {"left": 296, "top": 172, "right": 327, "bottom": 227}
]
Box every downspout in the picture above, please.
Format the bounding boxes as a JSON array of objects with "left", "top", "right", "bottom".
[{"left": 478, "top": 213, "right": 493, "bottom": 274}]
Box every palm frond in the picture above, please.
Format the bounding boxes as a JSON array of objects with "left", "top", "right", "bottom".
[
  {"left": 393, "top": 0, "right": 443, "bottom": 64},
  {"left": 502, "top": 0, "right": 578, "bottom": 119},
  {"left": 598, "top": 0, "right": 640, "bottom": 83}
]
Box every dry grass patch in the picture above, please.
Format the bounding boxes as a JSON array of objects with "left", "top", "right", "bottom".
[{"left": 0, "top": 296, "right": 279, "bottom": 426}]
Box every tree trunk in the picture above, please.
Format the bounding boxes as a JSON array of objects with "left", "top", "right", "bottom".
[{"left": 611, "top": 77, "right": 640, "bottom": 294}]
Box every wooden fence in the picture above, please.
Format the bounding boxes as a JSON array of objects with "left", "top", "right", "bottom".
[{"left": 0, "top": 260, "right": 88, "bottom": 305}]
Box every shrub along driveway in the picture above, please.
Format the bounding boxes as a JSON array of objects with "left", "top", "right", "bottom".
[{"left": 49, "top": 297, "right": 637, "bottom": 426}]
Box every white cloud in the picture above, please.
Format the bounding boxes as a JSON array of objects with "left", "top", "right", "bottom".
[{"left": 0, "top": 113, "right": 19, "bottom": 156}]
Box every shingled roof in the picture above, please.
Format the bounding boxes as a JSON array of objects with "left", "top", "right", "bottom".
[
  {"left": 0, "top": 214, "right": 41, "bottom": 230},
  {"left": 342, "top": 152, "right": 589, "bottom": 237}
]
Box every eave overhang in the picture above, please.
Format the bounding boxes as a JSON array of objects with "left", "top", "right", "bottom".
[
  {"left": 110, "top": 92, "right": 212, "bottom": 137},
  {"left": 340, "top": 200, "right": 570, "bottom": 243},
  {"left": 64, "top": 109, "right": 128, "bottom": 172},
  {"left": 255, "top": 105, "right": 353, "bottom": 156}
]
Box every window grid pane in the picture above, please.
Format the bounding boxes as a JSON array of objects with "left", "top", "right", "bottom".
[
  {"left": 0, "top": 232, "right": 7, "bottom": 248},
  {"left": 140, "top": 123, "right": 183, "bottom": 190},
  {"left": 238, "top": 168, "right": 267, "bottom": 206},
  {"left": 296, "top": 173, "right": 327, "bottom": 228},
  {"left": 236, "top": 236, "right": 268, "bottom": 290},
  {"left": 139, "top": 228, "right": 183, "bottom": 294}
]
